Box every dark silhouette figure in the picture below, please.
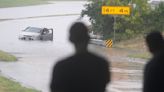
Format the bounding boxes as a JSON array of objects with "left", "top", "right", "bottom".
[
  {"left": 50, "top": 22, "right": 110, "bottom": 92},
  {"left": 143, "top": 31, "right": 164, "bottom": 92}
]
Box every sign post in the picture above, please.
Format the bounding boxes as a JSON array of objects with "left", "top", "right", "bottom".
[{"left": 113, "top": 16, "right": 116, "bottom": 42}]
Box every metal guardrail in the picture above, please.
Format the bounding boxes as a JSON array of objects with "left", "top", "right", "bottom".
[
  {"left": 90, "top": 39, "right": 105, "bottom": 47},
  {"left": 90, "top": 39, "right": 113, "bottom": 48}
]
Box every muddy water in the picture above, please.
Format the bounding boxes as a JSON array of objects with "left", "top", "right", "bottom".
[
  {"left": 0, "top": 16, "right": 144, "bottom": 92},
  {"left": 0, "top": 16, "right": 77, "bottom": 92},
  {"left": 0, "top": 1, "right": 90, "bottom": 92},
  {"left": 0, "top": 1, "right": 145, "bottom": 92}
]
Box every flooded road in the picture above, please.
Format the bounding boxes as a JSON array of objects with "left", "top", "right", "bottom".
[
  {"left": 0, "top": 1, "right": 86, "bottom": 19},
  {"left": 0, "top": 1, "right": 90, "bottom": 92},
  {"left": 0, "top": 1, "right": 145, "bottom": 92}
]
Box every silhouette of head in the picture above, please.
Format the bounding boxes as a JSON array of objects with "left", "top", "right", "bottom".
[
  {"left": 69, "top": 22, "right": 90, "bottom": 52},
  {"left": 146, "top": 31, "right": 164, "bottom": 55}
]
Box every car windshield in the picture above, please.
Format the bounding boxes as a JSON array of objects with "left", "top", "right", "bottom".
[{"left": 24, "top": 27, "right": 42, "bottom": 33}]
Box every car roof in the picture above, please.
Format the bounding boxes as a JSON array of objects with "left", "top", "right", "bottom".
[{"left": 28, "top": 27, "right": 43, "bottom": 30}]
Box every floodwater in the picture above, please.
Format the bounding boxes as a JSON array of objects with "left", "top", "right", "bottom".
[
  {"left": 0, "top": 1, "right": 144, "bottom": 92},
  {"left": 0, "top": 1, "right": 91, "bottom": 92},
  {"left": 0, "top": 16, "right": 75, "bottom": 92}
]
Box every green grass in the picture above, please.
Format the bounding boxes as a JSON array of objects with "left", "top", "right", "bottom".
[
  {"left": 0, "top": 0, "right": 86, "bottom": 8},
  {"left": 0, "top": 75, "right": 40, "bottom": 92},
  {"left": 128, "top": 53, "right": 151, "bottom": 59},
  {"left": 0, "top": 0, "right": 49, "bottom": 8},
  {"left": 0, "top": 50, "right": 17, "bottom": 61},
  {"left": 114, "top": 35, "right": 146, "bottom": 50},
  {"left": 114, "top": 35, "right": 152, "bottom": 59}
]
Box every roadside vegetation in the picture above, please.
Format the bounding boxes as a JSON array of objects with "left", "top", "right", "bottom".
[
  {"left": 0, "top": 50, "right": 17, "bottom": 61},
  {"left": 0, "top": 0, "right": 85, "bottom": 8},
  {"left": 114, "top": 36, "right": 151, "bottom": 59},
  {"left": 82, "top": 0, "right": 164, "bottom": 59},
  {"left": 128, "top": 53, "right": 151, "bottom": 59},
  {"left": 82, "top": 0, "right": 164, "bottom": 41},
  {"left": 0, "top": 75, "right": 40, "bottom": 92}
]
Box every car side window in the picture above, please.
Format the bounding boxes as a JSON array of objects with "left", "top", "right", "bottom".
[{"left": 42, "top": 28, "right": 49, "bottom": 35}]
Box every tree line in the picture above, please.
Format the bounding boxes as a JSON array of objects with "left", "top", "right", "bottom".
[{"left": 81, "top": 0, "right": 164, "bottom": 41}]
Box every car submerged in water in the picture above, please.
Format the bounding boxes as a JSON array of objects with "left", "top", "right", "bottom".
[{"left": 19, "top": 27, "right": 53, "bottom": 41}]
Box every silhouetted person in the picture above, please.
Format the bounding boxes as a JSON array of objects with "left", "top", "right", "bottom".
[
  {"left": 50, "top": 22, "right": 110, "bottom": 92},
  {"left": 143, "top": 31, "right": 164, "bottom": 92}
]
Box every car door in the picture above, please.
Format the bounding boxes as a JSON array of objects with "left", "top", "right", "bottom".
[{"left": 40, "top": 28, "right": 53, "bottom": 41}]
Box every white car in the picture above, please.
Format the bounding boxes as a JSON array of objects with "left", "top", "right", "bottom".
[{"left": 19, "top": 27, "right": 53, "bottom": 41}]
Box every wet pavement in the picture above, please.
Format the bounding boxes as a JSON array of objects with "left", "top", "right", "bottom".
[{"left": 0, "top": 1, "right": 146, "bottom": 92}]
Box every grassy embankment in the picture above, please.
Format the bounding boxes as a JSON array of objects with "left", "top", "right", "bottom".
[
  {"left": 0, "top": 0, "right": 83, "bottom": 21},
  {"left": 0, "top": 50, "right": 17, "bottom": 61},
  {"left": 0, "top": 0, "right": 48, "bottom": 8},
  {"left": 114, "top": 35, "right": 152, "bottom": 59},
  {"left": 0, "top": 76, "right": 40, "bottom": 92},
  {"left": 0, "top": 50, "right": 40, "bottom": 92},
  {"left": 0, "top": 0, "right": 86, "bottom": 8}
]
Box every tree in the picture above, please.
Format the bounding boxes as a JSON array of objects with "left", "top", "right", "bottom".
[
  {"left": 142, "top": 2, "right": 164, "bottom": 32},
  {"left": 81, "top": 0, "right": 114, "bottom": 39},
  {"left": 81, "top": 0, "right": 151, "bottom": 40}
]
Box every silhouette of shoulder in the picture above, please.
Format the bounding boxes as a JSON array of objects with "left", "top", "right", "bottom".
[
  {"left": 51, "top": 52, "right": 110, "bottom": 92},
  {"left": 144, "top": 49, "right": 164, "bottom": 92},
  {"left": 58, "top": 52, "right": 108, "bottom": 64},
  {"left": 55, "top": 52, "right": 109, "bottom": 73}
]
